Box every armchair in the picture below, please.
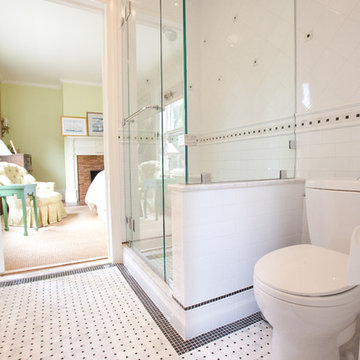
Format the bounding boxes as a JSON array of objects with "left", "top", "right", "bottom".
[{"left": 0, "top": 162, "right": 67, "bottom": 227}]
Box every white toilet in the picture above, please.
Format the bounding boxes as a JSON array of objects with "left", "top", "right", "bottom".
[{"left": 254, "top": 179, "right": 360, "bottom": 360}]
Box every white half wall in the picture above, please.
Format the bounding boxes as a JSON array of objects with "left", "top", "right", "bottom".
[{"left": 171, "top": 179, "right": 304, "bottom": 338}]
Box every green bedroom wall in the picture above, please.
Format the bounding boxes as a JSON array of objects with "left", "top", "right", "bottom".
[
  {"left": 1, "top": 83, "right": 65, "bottom": 190},
  {"left": 0, "top": 82, "right": 103, "bottom": 193},
  {"left": 62, "top": 82, "right": 102, "bottom": 117}
]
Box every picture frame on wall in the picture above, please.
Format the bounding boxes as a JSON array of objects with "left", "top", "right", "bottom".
[
  {"left": 61, "top": 116, "right": 88, "bottom": 136},
  {"left": 87, "top": 112, "right": 103, "bottom": 137}
]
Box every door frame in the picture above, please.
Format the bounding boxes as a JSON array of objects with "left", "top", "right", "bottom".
[
  {"left": 0, "top": 0, "right": 125, "bottom": 273},
  {"left": 63, "top": 0, "right": 125, "bottom": 264}
]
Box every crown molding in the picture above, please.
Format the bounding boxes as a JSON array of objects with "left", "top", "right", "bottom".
[
  {"left": 1, "top": 80, "right": 61, "bottom": 89},
  {"left": 60, "top": 79, "right": 102, "bottom": 87}
]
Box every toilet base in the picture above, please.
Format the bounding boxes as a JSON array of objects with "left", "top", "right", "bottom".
[
  {"left": 270, "top": 330, "right": 340, "bottom": 360},
  {"left": 254, "top": 279, "right": 360, "bottom": 360},
  {"left": 339, "top": 321, "right": 360, "bottom": 360}
]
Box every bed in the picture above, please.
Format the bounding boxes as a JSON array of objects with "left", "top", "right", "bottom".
[{"left": 85, "top": 170, "right": 106, "bottom": 222}]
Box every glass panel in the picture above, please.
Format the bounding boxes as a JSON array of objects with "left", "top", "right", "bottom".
[
  {"left": 185, "top": 0, "right": 296, "bottom": 183},
  {"left": 121, "top": 2, "right": 133, "bottom": 244},
  {"left": 125, "top": 0, "right": 166, "bottom": 280},
  {"left": 122, "top": 0, "right": 186, "bottom": 284},
  {"left": 161, "top": 0, "right": 185, "bottom": 284}
]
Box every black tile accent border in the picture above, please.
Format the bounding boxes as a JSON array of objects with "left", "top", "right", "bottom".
[
  {"left": 172, "top": 285, "right": 253, "bottom": 311},
  {"left": 0, "top": 263, "right": 114, "bottom": 287},
  {"left": 296, "top": 109, "right": 360, "bottom": 131},
  {"left": 0, "top": 263, "right": 262, "bottom": 355},
  {"left": 115, "top": 264, "right": 261, "bottom": 355}
]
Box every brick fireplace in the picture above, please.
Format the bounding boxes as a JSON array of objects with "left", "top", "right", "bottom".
[
  {"left": 64, "top": 137, "right": 104, "bottom": 204},
  {"left": 77, "top": 155, "right": 104, "bottom": 205}
]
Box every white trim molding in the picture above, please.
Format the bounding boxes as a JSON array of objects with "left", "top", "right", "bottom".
[
  {"left": 101, "top": 0, "right": 125, "bottom": 263},
  {"left": 60, "top": 79, "right": 103, "bottom": 87},
  {"left": 1, "top": 80, "right": 62, "bottom": 89}
]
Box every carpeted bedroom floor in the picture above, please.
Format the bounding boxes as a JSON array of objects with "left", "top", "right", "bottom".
[{"left": 2, "top": 205, "right": 108, "bottom": 272}]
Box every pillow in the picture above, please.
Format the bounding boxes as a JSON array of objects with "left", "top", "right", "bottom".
[
  {"left": 23, "top": 174, "right": 36, "bottom": 184},
  {"left": 0, "top": 175, "right": 12, "bottom": 186}
]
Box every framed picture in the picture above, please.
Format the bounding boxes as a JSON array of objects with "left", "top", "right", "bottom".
[
  {"left": 87, "top": 112, "right": 103, "bottom": 137},
  {"left": 61, "top": 116, "right": 88, "bottom": 136}
]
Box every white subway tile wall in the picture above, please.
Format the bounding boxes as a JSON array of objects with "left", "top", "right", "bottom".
[
  {"left": 172, "top": 180, "right": 304, "bottom": 338},
  {"left": 190, "top": 134, "right": 295, "bottom": 182},
  {"left": 297, "top": 122, "right": 360, "bottom": 179}
]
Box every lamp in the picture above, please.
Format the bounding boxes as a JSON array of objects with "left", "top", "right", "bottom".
[{"left": 0, "top": 139, "right": 11, "bottom": 155}]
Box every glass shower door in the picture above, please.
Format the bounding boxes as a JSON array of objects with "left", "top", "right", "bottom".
[
  {"left": 122, "top": 0, "right": 167, "bottom": 281},
  {"left": 122, "top": 0, "right": 185, "bottom": 283}
]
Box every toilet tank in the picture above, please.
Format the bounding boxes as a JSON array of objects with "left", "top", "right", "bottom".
[{"left": 306, "top": 179, "right": 360, "bottom": 255}]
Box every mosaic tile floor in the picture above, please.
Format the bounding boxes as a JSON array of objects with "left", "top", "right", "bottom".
[{"left": 0, "top": 265, "right": 271, "bottom": 360}]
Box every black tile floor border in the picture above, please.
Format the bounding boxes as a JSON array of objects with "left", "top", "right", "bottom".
[
  {"left": 0, "top": 263, "right": 114, "bottom": 287},
  {"left": 115, "top": 263, "right": 262, "bottom": 355},
  {"left": 172, "top": 285, "right": 254, "bottom": 311}
]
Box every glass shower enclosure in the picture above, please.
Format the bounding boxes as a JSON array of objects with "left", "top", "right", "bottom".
[
  {"left": 122, "top": 0, "right": 296, "bottom": 284},
  {"left": 122, "top": 0, "right": 185, "bottom": 283}
]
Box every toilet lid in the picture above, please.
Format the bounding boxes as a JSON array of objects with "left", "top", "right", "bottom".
[{"left": 254, "top": 244, "right": 355, "bottom": 296}]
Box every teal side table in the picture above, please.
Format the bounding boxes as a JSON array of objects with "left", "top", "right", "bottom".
[{"left": 0, "top": 184, "right": 39, "bottom": 236}]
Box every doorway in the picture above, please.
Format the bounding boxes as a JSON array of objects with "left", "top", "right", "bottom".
[{"left": 0, "top": 0, "right": 121, "bottom": 274}]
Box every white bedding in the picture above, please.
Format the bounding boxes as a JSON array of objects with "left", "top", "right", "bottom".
[{"left": 85, "top": 170, "right": 107, "bottom": 222}]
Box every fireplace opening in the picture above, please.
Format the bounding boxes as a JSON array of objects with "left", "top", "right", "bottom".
[
  {"left": 90, "top": 170, "right": 102, "bottom": 183},
  {"left": 77, "top": 155, "right": 104, "bottom": 205}
]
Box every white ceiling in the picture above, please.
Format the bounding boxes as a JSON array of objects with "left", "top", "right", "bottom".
[{"left": 0, "top": 0, "right": 103, "bottom": 87}]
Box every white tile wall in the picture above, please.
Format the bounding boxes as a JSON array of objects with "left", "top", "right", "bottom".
[
  {"left": 189, "top": 133, "right": 296, "bottom": 182},
  {"left": 187, "top": 0, "right": 295, "bottom": 132},
  {"left": 183, "top": 290, "right": 259, "bottom": 340},
  {"left": 296, "top": 0, "right": 360, "bottom": 179},
  {"left": 185, "top": 0, "right": 296, "bottom": 182},
  {"left": 171, "top": 180, "right": 304, "bottom": 338},
  {"left": 296, "top": 0, "right": 360, "bottom": 114},
  {"left": 296, "top": 121, "right": 360, "bottom": 179}
]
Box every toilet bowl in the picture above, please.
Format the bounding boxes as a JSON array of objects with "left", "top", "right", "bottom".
[
  {"left": 254, "top": 244, "right": 360, "bottom": 360},
  {"left": 253, "top": 178, "right": 360, "bottom": 360}
]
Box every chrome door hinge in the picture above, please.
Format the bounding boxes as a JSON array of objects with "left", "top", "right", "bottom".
[
  {"left": 125, "top": 216, "right": 133, "bottom": 231},
  {"left": 184, "top": 134, "right": 197, "bottom": 146},
  {"left": 125, "top": 216, "right": 135, "bottom": 232},
  {"left": 289, "top": 140, "right": 296, "bottom": 149}
]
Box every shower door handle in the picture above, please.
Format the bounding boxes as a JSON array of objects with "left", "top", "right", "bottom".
[{"left": 122, "top": 105, "right": 162, "bottom": 126}]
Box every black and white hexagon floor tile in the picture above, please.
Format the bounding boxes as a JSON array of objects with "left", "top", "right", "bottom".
[{"left": 0, "top": 265, "right": 271, "bottom": 360}]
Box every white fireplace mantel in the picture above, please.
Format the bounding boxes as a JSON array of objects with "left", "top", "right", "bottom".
[{"left": 64, "top": 136, "right": 104, "bottom": 203}]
